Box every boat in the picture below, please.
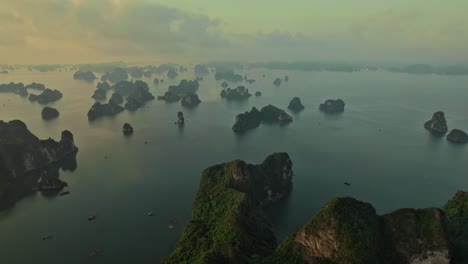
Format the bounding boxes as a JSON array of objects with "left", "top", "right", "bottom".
[
  {"left": 41, "top": 235, "right": 53, "bottom": 241},
  {"left": 147, "top": 212, "right": 154, "bottom": 216},
  {"left": 88, "top": 215, "right": 97, "bottom": 221},
  {"left": 88, "top": 248, "right": 102, "bottom": 257}
]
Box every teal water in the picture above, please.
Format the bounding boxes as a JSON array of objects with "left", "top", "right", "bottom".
[{"left": 0, "top": 68, "right": 467, "bottom": 263}]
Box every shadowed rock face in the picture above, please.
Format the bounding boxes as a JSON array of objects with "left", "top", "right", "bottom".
[
  {"left": 260, "top": 105, "right": 293, "bottom": 123},
  {"left": 319, "top": 99, "right": 345, "bottom": 113},
  {"left": 424, "top": 111, "right": 448, "bottom": 135},
  {"left": 109, "top": 92, "right": 123, "bottom": 105},
  {"left": 0, "top": 120, "right": 78, "bottom": 210},
  {"left": 91, "top": 89, "right": 107, "bottom": 101},
  {"left": 96, "top": 82, "right": 111, "bottom": 91},
  {"left": 163, "top": 153, "right": 293, "bottom": 264},
  {"left": 41, "top": 107, "right": 59, "bottom": 120},
  {"left": 381, "top": 208, "right": 450, "bottom": 264},
  {"left": 124, "top": 86, "right": 155, "bottom": 111},
  {"left": 29, "top": 89, "right": 63, "bottom": 104},
  {"left": 233, "top": 107, "right": 262, "bottom": 133},
  {"left": 446, "top": 129, "right": 468, "bottom": 144},
  {"left": 232, "top": 105, "right": 292, "bottom": 133},
  {"left": 87, "top": 101, "right": 124, "bottom": 120},
  {"left": 288, "top": 97, "right": 305, "bottom": 112},
  {"left": 220, "top": 86, "right": 251, "bottom": 100}
]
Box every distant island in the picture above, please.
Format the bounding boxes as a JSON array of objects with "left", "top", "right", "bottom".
[
  {"left": 164, "top": 153, "right": 468, "bottom": 263},
  {"left": 73, "top": 70, "right": 97, "bottom": 82},
  {"left": 233, "top": 105, "right": 292, "bottom": 133}
]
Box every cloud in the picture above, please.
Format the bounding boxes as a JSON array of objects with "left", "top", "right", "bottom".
[
  {"left": 0, "top": 0, "right": 230, "bottom": 63},
  {"left": 1, "top": 0, "right": 468, "bottom": 64}
]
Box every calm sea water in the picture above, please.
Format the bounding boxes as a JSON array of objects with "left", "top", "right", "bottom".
[{"left": 0, "top": 68, "right": 467, "bottom": 263}]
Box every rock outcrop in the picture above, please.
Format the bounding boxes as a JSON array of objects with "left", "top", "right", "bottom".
[
  {"left": 177, "top": 111, "right": 184, "bottom": 125},
  {"left": 157, "top": 92, "right": 181, "bottom": 102},
  {"left": 167, "top": 69, "right": 178, "bottom": 79},
  {"left": 273, "top": 78, "right": 282, "bottom": 86},
  {"left": 232, "top": 105, "right": 292, "bottom": 133},
  {"left": 29, "top": 89, "right": 63, "bottom": 104},
  {"left": 0, "top": 120, "right": 78, "bottom": 209},
  {"left": 447, "top": 129, "right": 468, "bottom": 144},
  {"left": 101, "top": 68, "right": 128, "bottom": 83},
  {"left": 112, "top": 80, "right": 149, "bottom": 97},
  {"left": 424, "top": 111, "right": 449, "bottom": 135},
  {"left": 123, "top": 123, "right": 134, "bottom": 135},
  {"left": 319, "top": 99, "right": 345, "bottom": 113},
  {"left": 232, "top": 107, "right": 263, "bottom": 133},
  {"left": 41, "top": 107, "right": 59, "bottom": 120},
  {"left": 87, "top": 101, "right": 124, "bottom": 120},
  {"left": 143, "top": 70, "right": 152, "bottom": 78},
  {"left": 158, "top": 80, "right": 199, "bottom": 102},
  {"left": 124, "top": 86, "right": 155, "bottom": 111},
  {"left": 96, "top": 82, "right": 111, "bottom": 91},
  {"left": 274, "top": 199, "right": 452, "bottom": 264},
  {"left": 181, "top": 94, "right": 201, "bottom": 108},
  {"left": 73, "top": 71, "right": 97, "bottom": 81},
  {"left": 168, "top": 80, "right": 199, "bottom": 95},
  {"left": 215, "top": 71, "right": 243, "bottom": 82},
  {"left": 261, "top": 105, "right": 293, "bottom": 123},
  {"left": 128, "top": 67, "right": 144, "bottom": 79},
  {"left": 220, "top": 86, "right": 251, "bottom": 100},
  {"left": 109, "top": 92, "right": 124, "bottom": 105},
  {"left": 164, "top": 153, "right": 293, "bottom": 263},
  {"left": 288, "top": 97, "right": 304, "bottom": 112},
  {"left": 221, "top": 81, "right": 229, "bottom": 88},
  {"left": 91, "top": 89, "right": 107, "bottom": 101},
  {"left": 0, "top": 82, "right": 28, "bottom": 96},
  {"left": 25, "top": 82, "right": 45, "bottom": 90}
]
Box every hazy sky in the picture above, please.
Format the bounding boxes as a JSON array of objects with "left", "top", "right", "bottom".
[{"left": 1, "top": 0, "right": 467, "bottom": 64}]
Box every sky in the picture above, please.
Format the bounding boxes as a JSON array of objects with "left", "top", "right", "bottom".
[{"left": 1, "top": 0, "right": 467, "bottom": 64}]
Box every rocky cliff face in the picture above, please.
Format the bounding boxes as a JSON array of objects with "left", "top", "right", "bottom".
[
  {"left": 163, "top": 153, "right": 293, "bottom": 264},
  {"left": 274, "top": 197, "right": 460, "bottom": 264},
  {"left": 424, "top": 111, "right": 448, "bottom": 135},
  {"left": 166, "top": 152, "right": 468, "bottom": 264},
  {"left": 0, "top": 120, "right": 78, "bottom": 209},
  {"left": 232, "top": 105, "right": 293, "bottom": 133},
  {"left": 319, "top": 99, "right": 345, "bottom": 113}
]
